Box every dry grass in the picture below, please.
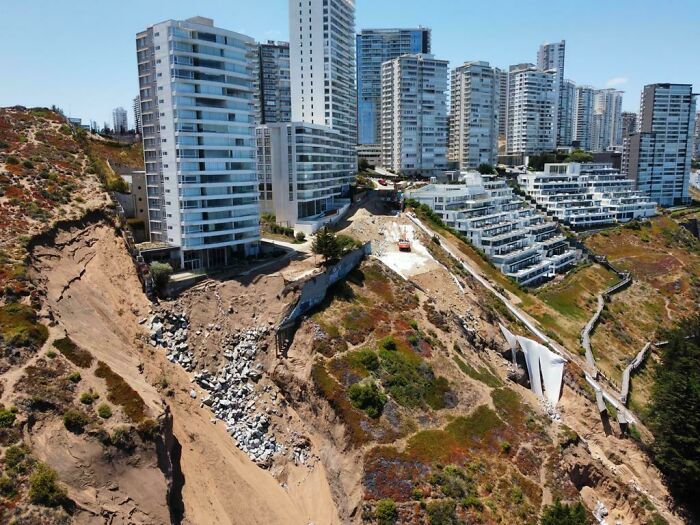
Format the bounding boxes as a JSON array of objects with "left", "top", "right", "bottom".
[{"left": 52, "top": 337, "right": 93, "bottom": 368}]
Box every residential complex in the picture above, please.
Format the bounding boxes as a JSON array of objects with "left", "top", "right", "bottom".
[
  {"left": 506, "top": 63, "right": 556, "bottom": 155},
  {"left": 537, "top": 40, "right": 567, "bottom": 146},
  {"left": 558, "top": 79, "right": 576, "bottom": 147},
  {"left": 591, "top": 88, "right": 623, "bottom": 152},
  {"left": 448, "top": 61, "right": 499, "bottom": 169},
  {"left": 254, "top": 41, "right": 291, "bottom": 124},
  {"left": 496, "top": 68, "right": 508, "bottom": 144},
  {"left": 381, "top": 53, "right": 448, "bottom": 177},
  {"left": 407, "top": 173, "right": 578, "bottom": 285},
  {"left": 518, "top": 163, "right": 657, "bottom": 229},
  {"left": 135, "top": 17, "right": 260, "bottom": 270},
  {"left": 256, "top": 122, "right": 353, "bottom": 234},
  {"left": 356, "top": 27, "right": 431, "bottom": 146},
  {"left": 113, "top": 106, "right": 128, "bottom": 134},
  {"left": 621, "top": 111, "right": 638, "bottom": 142},
  {"left": 623, "top": 83, "right": 697, "bottom": 206}
]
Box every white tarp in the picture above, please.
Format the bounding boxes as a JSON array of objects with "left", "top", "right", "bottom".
[
  {"left": 499, "top": 323, "right": 519, "bottom": 364},
  {"left": 539, "top": 345, "right": 566, "bottom": 405},
  {"left": 516, "top": 335, "right": 566, "bottom": 406}
]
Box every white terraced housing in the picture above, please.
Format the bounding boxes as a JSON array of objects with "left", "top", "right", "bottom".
[
  {"left": 518, "top": 163, "right": 657, "bottom": 229},
  {"left": 407, "top": 174, "right": 578, "bottom": 286},
  {"left": 136, "top": 17, "right": 260, "bottom": 270}
]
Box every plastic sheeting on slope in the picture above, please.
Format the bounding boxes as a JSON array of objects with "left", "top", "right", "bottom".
[
  {"left": 499, "top": 323, "right": 518, "bottom": 364},
  {"left": 516, "top": 335, "right": 566, "bottom": 406}
]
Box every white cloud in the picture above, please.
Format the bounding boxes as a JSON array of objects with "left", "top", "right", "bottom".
[{"left": 605, "top": 77, "right": 629, "bottom": 87}]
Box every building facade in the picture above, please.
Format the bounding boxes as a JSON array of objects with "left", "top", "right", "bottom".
[
  {"left": 694, "top": 111, "right": 700, "bottom": 158},
  {"left": 136, "top": 17, "right": 260, "bottom": 270},
  {"left": 573, "top": 85, "right": 595, "bottom": 150},
  {"left": 558, "top": 79, "right": 576, "bottom": 147},
  {"left": 381, "top": 53, "right": 448, "bottom": 177},
  {"left": 591, "top": 88, "right": 623, "bottom": 152},
  {"left": 356, "top": 27, "right": 430, "bottom": 146},
  {"left": 506, "top": 64, "right": 556, "bottom": 155},
  {"left": 623, "top": 83, "right": 697, "bottom": 206},
  {"left": 449, "top": 61, "right": 499, "bottom": 169},
  {"left": 113, "top": 107, "right": 128, "bottom": 134},
  {"left": 133, "top": 95, "right": 142, "bottom": 135},
  {"left": 495, "top": 67, "right": 508, "bottom": 146},
  {"left": 518, "top": 163, "right": 657, "bottom": 229},
  {"left": 537, "top": 40, "right": 566, "bottom": 146},
  {"left": 621, "top": 111, "right": 638, "bottom": 142},
  {"left": 256, "top": 122, "right": 353, "bottom": 234},
  {"left": 254, "top": 41, "right": 291, "bottom": 125},
  {"left": 407, "top": 174, "right": 578, "bottom": 285}
]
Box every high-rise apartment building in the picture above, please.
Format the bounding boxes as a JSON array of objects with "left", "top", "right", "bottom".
[
  {"left": 289, "top": 0, "right": 356, "bottom": 146},
  {"left": 558, "top": 79, "right": 576, "bottom": 147},
  {"left": 506, "top": 64, "right": 556, "bottom": 155},
  {"left": 495, "top": 67, "right": 508, "bottom": 143},
  {"left": 381, "top": 54, "right": 448, "bottom": 176},
  {"left": 537, "top": 40, "right": 566, "bottom": 146},
  {"left": 113, "top": 107, "right": 128, "bottom": 134},
  {"left": 133, "top": 95, "right": 142, "bottom": 135},
  {"left": 591, "top": 88, "right": 623, "bottom": 152},
  {"left": 254, "top": 41, "right": 291, "bottom": 125},
  {"left": 623, "top": 83, "right": 697, "bottom": 206},
  {"left": 694, "top": 111, "right": 700, "bottom": 158},
  {"left": 573, "top": 85, "right": 595, "bottom": 150},
  {"left": 135, "top": 17, "right": 260, "bottom": 270},
  {"left": 621, "top": 111, "right": 638, "bottom": 142},
  {"left": 356, "top": 27, "right": 431, "bottom": 146},
  {"left": 449, "top": 61, "right": 499, "bottom": 169}
]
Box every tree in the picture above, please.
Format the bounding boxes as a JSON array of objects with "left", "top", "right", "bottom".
[
  {"left": 358, "top": 158, "right": 370, "bottom": 172},
  {"left": 149, "top": 262, "right": 173, "bottom": 296},
  {"left": 477, "top": 163, "right": 496, "bottom": 175},
  {"left": 566, "top": 150, "right": 594, "bottom": 163},
  {"left": 540, "top": 499, "right": 589, "bottom": 525},
  {"left": 311, "top": 227, "right": 342, "bottom": 263},
  {"left": 648, "top": 315, "right": 700, "bottom": 515}
]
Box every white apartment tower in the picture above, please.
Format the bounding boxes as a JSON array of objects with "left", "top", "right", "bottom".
[
  {"left": 449, "top": 61, "right": 499, "bottom": 169},
  {"left": 495, "top": 67, "right": 509, "bottom": 143},
  {"left": 289, "top": 0, "right": 356, "bottom": 147},
  {"left": 113, "top": 107, "right": 128, "bottom": 134},
  {"left": 537, "top": 40, "right": 566, "bottom": 146},
  {"left": 136, "top": 17, "right": 260, "bottom": 270},
  {"left": 506, "top": 64, "right": 556, "bottom": 155},
  {"left": 573, "top": 85, "right": 595, "bottom": 150},
  {"left": 381, "top": 54, "right": 449, "bottom": 177},
  {"left": 623, "top": 83, "right": 697, "bottom": 206},
  {"left": 591, "top": 88, "right": 623, "bottom": 152},
  {"left": 558, "top": 80, "right": 576, "bottom": 147}
]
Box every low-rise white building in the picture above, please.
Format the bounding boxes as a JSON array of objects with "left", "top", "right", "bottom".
[
  {"left": 407, "top": 174, "right": 578, "bottom": 286},
  {"left": 256, "top": 122, "right": 353, "bottom": 234},
  {"left": 518, "top": 163, "right": 657, "bottom": 229}
]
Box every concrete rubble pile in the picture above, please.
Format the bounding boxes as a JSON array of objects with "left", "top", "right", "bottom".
[{"left": 146, "top": 310, "right": 195, "bottom": 371}]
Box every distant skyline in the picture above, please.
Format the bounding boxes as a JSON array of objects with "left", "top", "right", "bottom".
[{"left": 1, "top": 0, "right": 698, "bottom": 126}]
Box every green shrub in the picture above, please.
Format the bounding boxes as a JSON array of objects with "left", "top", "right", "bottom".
[
  {"left": 137, "top": 418, "right": 160, "bottom": 441},
  {"left": 0, "top": 475, "right": 16, "bottom": 497},
  {"left": 79, "top": 391, "right": 99, "bottom": 405},
  {"left": 295, "top": 231, "right": 306, "bottom": 242},
  {"left": 29, "top": 462, "right": 67, "bottom": 507},
  {"left": 347, "top": 381, "right": 386, "bottom": 419},
  {"left": 66, "top": 372, "right": 81, "bottom": 383},
  {"left": 4, "top": 444, "right": 31, "bottom": 473},
  {"left": 426, "top": 499, "right": 458, "bottom": 525},
  {"left": 63, "top": 409, "right": 89, "bottom": 433},
  {"left": 0, "top": 303, "right": 48, "bottom": 349},
  {"left": 6, "top": 156, "right": 19, "bottom": 165},
  {"left": 22, "top": 160, "right": 34, "bottom": 170},
  {"left": 96, "top": 403, "right": 112, "bottom": 419},
  {"left": 94, "top": 361, "right": 147, "bottom": 422},
  {"left": 111, "top": 426, "right": 136, "bottom": 450},
  {"left": 355, "top": 348, "right": 379, "bottom": 372},
  {"left": 46, "top": 350, "right": 57, "bottom": 359},
  {"left": 0, "top": 407, "right": 16, "bottom": 428},
  {"left": 149, "top": 262, "right": 173, "bottom": 296},
  {"left": 379, "top": 336, "right": 397, "bottom": 352},
  {"left": 375, "top": 498, "right": 398, "bottom": 525},
  {"left": 540, "top": 498, "right": 589, "bottom": 525}
]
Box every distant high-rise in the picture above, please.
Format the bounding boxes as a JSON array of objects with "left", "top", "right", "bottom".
[
  {"left": 381, "top": 54, "right": 448, "bottom": 176},
  {"left": 558, "top": 80, "right": 576, "bottom": 147},
  {"left": 537, "top": 40, "right": 566, "bottom": 146},
  {"left": 621, "top": 111, "right": 638, "bottom": 142},
  {"left": 356, "top": 27, "right": 431, "bottom": 146},
  {"left": 623, "top": 83, "right": 697, "bottom": 206},
  {"left": 135, "top": 17, "right": 260, "bottom": 269},
  {"left": 449, "top": 61, "right": 499, "bottom": 169},
  {"left": 132, "top": 96, "right": 142, "bottom": 135},
  {"left": 506, "top": 63, "right": 556, "bottom": 155},
  {"left": 573, "top": 85, "right": 595, "bottom": 150},
  {"left": 694, "top": 111, "right": 700, "bottom": 158},
  {"left": 254, "top": 41, "right": 291, "bottom": 124},
  {"left": 495, "top": 67, "right": 508, "bottom": 143},
  {"left": 289, "top": 0, "right": 356, "bottom": 146},
  {"left": 591, "top": 89, "right": 623, "bottom": 152},
  {"left": 112, "top": 107, "right": 128, "bottom": 134}
]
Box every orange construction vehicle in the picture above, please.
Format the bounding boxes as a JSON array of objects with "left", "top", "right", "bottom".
[{"left": 398, "top": 239, "right": 411, "bottom": 251}]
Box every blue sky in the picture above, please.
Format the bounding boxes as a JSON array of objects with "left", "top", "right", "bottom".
[{"left": 1, "top": 0, "right": 698, "bottom": 126}]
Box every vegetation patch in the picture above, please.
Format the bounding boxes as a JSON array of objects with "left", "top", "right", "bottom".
[
  {"left": 53, "top": 336, "right": 93, "bottom": 368},
  {"left": 348, "top": 380, "right": 387, "bottom": 418},
  {"left": 363, "top": 446, "right": 431, "bottom": 501},
  {"left": 0, "top": 303, "right": 48, "bottom": 348},
  {"left": 94, "top": 361, "right": 146, "bottom": 423},
  {"left": 453, "top": 355, "right": 501, "bottom": 388}
]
